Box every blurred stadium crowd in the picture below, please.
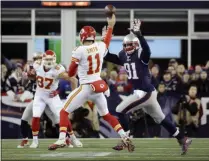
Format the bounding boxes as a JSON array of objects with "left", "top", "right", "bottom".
[{"left": 1, "top": 55, "right": 209, "bottom": 138}]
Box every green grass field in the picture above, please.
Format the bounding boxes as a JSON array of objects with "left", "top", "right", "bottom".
[{"left": 2, "top": 138, "right": 209, "bottom": 160}]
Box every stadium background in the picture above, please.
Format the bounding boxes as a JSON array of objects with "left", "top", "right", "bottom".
[{"left": 1, "top": 1, "right": 209, "bottom": 139}]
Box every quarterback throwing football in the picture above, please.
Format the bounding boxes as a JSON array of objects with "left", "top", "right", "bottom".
[{"left": 48, "top": 15, "right": 135, "bottom": 152}]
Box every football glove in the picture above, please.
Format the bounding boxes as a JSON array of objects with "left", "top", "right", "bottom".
[{"left": 128, "top": 19, "right": 141, "bottom": 33}]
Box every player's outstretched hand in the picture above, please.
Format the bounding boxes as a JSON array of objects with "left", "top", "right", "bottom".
[
  {"left": 128, "top": 19, "right": 141, "bottom": 33},
  {"left": 107, "top": 14, "right": 116, "bottom": 28}
]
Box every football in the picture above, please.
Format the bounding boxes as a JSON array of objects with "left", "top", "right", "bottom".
[
  {"left": 27, "top": 69, "right": 37, "bottom": 80},
  {"left": 105, "top": 4, "right": 116, "bottom": 18}
]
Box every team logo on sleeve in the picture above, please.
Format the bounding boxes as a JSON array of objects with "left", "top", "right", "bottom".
[{"left": 100, "top": 84, "right": 104, "bottom": 88}]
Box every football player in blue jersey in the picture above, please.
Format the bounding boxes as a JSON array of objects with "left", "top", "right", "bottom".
[{"left": 104, "top": 19, "right": 192, "bottom": 155}]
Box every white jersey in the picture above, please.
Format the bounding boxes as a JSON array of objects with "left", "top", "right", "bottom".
[
  {"left": 33, "top": 61, "right": 65, "bottom": 92},
  {"left": 72, "top": 41, "right": 107, "bottom": 84}
]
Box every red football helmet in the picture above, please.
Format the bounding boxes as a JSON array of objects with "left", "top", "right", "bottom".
[
  {"left": 79, "top": 26, "right": 96, "bottom": 43},
  {"left": 43, "top": 50, "right": 56, "bottom": 69}
]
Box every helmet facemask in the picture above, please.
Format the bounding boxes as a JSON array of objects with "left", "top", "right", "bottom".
[
  {"left": 123, "top": 41, "right": 139, "bottom": 54},
  {"left": 43, "top": 56, "right": 56, "bottom": 69},
  {"left": 123, "top": 34, "right": 140, "bottom": 55}
]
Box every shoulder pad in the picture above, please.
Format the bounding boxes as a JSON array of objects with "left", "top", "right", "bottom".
[
  {"left": 118, "top": 50, "right": 124, "bottom": 56},
  {"left": 72, "top": 46, "right": 82, "bottom": 52},
  {"left": 55, "top": 64, "right": 63, "bottom": 70}
]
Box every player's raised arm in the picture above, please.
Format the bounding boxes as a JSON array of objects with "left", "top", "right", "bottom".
[
  {"left": 54, "top": 64, "right": 78, "bottom": 90},
  {"left": 102, "top": 14, "right": 116, "bottom": 49},
  {"left": 104, "top": 50, "right": 123, "bottom": 66},
  {"left": 129, "top": 19, "right": 151, "bottom": 65},
  {"left": 102, "top": 15, "right": 123, "bottom": 66}
]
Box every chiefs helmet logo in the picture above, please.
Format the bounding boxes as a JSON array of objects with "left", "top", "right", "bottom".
[{"left": 80, "top": 29, "right": 85, "bottom": 35}]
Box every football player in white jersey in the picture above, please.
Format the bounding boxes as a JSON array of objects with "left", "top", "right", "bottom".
[
  {"left": 29, "top": 50, "right": 81, "bottom": 148},
  {"left": 48, "top": 15, "right": 135, "bottom": 152},
  {"left": 17, "top": 52, "right": 78, "bottom": 148}
]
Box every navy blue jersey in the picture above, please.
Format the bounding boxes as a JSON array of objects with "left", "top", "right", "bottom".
[
  {"left": 104, "top": 32, "right": 155, "bottom": 92},
  {"left": 6, "top": 73, "right": 23, "bottom": 93}
]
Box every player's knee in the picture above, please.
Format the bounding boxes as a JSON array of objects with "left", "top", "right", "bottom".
[
  {"left": 102, "top": 113, "right": 111, "bottom": 121},
  {"left": 33, "top": 113, "right": 41, "bottom": 118},
  {"left": 54, "top": 117, "right": 60, "bottom": 124},
  {"left": 153, "top": 114, "right": 165, "bottom": 124},
  {"left": 116, "top": 105, "right": 122, "bottom": 113},
  {"left": 21, "top": 116, "right": 28, "bottom": 122},
  {"left": 60, "top": 109, "right": 69, "bottom": 116},
  {"left": 32, "top": 117, "right": 40, "bottom": 122},
  {"left": 21, "top": 114, "right": 28, "bottom": 121}
]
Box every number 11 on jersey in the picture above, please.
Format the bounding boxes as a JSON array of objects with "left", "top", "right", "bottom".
[{"left": 87, "top": 53, "right": 100, "bottom": 75}]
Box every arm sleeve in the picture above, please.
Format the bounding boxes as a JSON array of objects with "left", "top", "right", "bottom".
[
  {"left": 102, "top": 27, "right": 113, "bottom": 49},
  {"left": 68, "top": 61, "right": 78, "bottom": 77},
  {"left": 72, "top": 47, "right": 82, "bottom": 65},
  {"left": 134, "top": 31, "right": 151, "bottom": 65},
  {"left": 104, "top": 50, "right": 123, "bottom": 66}
]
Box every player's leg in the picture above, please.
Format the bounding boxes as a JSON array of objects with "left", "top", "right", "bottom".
[
  {"left": 91, "top": 93, "right": 135, "bottom": 152},
  {"left": 116, "top": 90, "right": 151, "bottom": 114},
  {"left": 45, "top": 104, "right": 60, "bottom": 126},
  {"left": 48, "top": 85, "right": 88, "bottom": 150},
  {"left": 30, "top": 96, "right": 46, "bottom": 148},
  {"left": 46, "top": 96, "right": 79, "bottom": 148},
  {"left": 53, "top": 98, "right": 81, "bottom": 147},
  {"left": 44, "top": 106, "right": 74, "bottom": 147},
  {"left": 44, "top": 107, "right": 60, "bottom": 133},
  {"left": 143, "top": 90, "right": 192, "bottom": 155},
  {"left": 17, "top": 101, "right": 33, "bottom": 148}
]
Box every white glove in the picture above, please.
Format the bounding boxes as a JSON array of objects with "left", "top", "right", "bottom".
[
  {"left": 102, "top": 26, "right": 107, "bottom": 40},
  {"left": 129, "top": 19, "right": 141, "bottom": 32}
]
